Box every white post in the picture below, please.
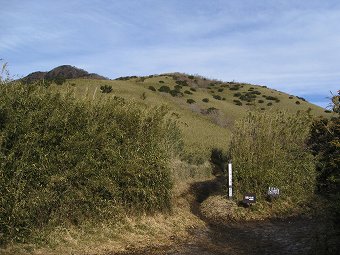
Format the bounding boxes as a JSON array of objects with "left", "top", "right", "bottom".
[{"left": 228, "top": 161, "right": 232, "bottom": 199}]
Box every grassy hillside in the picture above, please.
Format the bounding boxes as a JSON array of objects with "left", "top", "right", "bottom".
[
  {"left": 52, "top": 72, "right": 328, "bottom": 162},
  {"left": 2, "top": 65, "right": 335, "bottom": 254}
]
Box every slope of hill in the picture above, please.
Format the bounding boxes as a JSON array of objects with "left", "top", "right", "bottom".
[{"left": 44, "top": 70, "right": 329, "bottom": 162}]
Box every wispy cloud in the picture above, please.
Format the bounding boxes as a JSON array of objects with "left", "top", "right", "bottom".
[{"left": 1, "top": 0, "right": 339, "bottom": 107}]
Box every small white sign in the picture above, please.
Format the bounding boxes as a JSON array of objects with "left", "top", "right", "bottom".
[
  {"left": 228, "top": 162, "right": 232, "bottom": 198},
  {"left": 267, "top": 187, "right": 280, "bottom": 196}
]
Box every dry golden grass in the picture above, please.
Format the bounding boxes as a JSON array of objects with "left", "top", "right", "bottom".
[{"left": 200, "top": 195, "right": 315, "bottom": 224}]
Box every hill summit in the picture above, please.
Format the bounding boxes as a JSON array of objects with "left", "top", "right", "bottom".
[{"left": 22, "top": 65, "right": 108, "bottom": 83}]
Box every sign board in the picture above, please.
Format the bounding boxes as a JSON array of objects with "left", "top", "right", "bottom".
[
  {"left": 267, "top": 187, "right": 280, "bottom": 197},
  {"left": 267, "top": 187, "right": 280, "bottom": 201},
  {"left": 243, "top": 193, "right": 256, "bottom": 204}
]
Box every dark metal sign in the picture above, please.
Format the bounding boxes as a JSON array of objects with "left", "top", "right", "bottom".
[{"left": 243, "top": 193, "right": 256, "bottom": 204}]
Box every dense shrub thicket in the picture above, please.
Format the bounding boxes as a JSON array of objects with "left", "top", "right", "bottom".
[
  {"left": 228, "top": 111, "right": 316, "bottom": 201},
  {"left": 309, "top": 116, "right": 340, "bottom": 196},
  {"left": 0, "top": 84, "right": 182, "bottom": 244},
  {"left": 308, "top": 93, "right": 340, "bottom": 205}
]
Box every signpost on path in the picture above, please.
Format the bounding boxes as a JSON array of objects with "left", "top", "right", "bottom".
[{"left": 228, "top": 161, "right": 232, "bottom": 199}]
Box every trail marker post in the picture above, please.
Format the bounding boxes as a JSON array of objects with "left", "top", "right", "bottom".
[{"left": 228, "top": 161, "right": 232, "bottom": 199}]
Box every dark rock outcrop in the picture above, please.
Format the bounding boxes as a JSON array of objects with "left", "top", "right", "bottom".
[{"left": 21, "top": 65, "right": 108, "bottom": 84}]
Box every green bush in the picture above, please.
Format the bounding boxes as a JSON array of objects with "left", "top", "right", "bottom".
[
  {"left": 202, "top": 98, "right": 209, "bottom": 103},
  {"left": 184, "top": 90, "right": 193, "bottom": 95},
  {"left": 258, "top": 100, "right": 264, "bottom": 103},
  {"left": 148, "top": 86, "right": 156, "bottom": 91},
  {"left": 229, "top": 86, "right": 240, "bottom": 91},
  {"left": 249, "top": 90, "right": 261, "bottom": 95},
  {"left": 265, "top": 95, "right": 278, "bottom": 101},
  {"left": 296, "top": 101, "right": 301, "bottom": 105},
  {"left": 100, "top": 84, "right": 113, "bottom": 93},
  {"left": 308, "top": 95, "right": 340, "bottom": 248},
  {"left": 228, "top": 111, "right": 315, "bottom": 202},
  {"left": 175, "top": 80, "right": 188, "bottom": 86},
  {"left": 239, "top": 93, "right": 256, "bottom": 102},
  {"left": 218, "top": 88, "right": 224, "bottom": 92},
  {"left": 308, "top": 116, "right": 340, "bottom": 196},
  {"left": 0, "top": 84, "right": 182, "bottom": 244},
  {"left": 115, "top": 76, "right": 138, "bottom": 80},
  {"left": 158, "top": 85, "right": 171, "bottom": 93},
  {"left": 169, "top": 90, "right": 183, "bottom": 97},
  {"left": 213, "top": 95, "right": 222, "bottom": 100},
  {"left": 190, "top": 88, "right": 196, "bottom": 92},
  {"left": 206, "top": 107, "right": 218, "bottom": 113},
  {"left": 233, "top": 100, "right": 242, "bottom": 106},
  {"left": 174, "top": 85, "right": 182, "bottom": 90},
  {"left": 186, "top": 99, "right": 195, "bottom": 104}
]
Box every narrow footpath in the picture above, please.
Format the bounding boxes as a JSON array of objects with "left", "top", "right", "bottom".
[{"left": 114, "top": 178, "right": 338, "bottom": 255}]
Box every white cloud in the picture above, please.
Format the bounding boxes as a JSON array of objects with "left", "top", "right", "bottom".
[{"left": 1, "top": 0, "right": 340, "bottom": 108}]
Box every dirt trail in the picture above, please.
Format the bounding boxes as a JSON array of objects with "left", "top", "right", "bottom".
[{"left": 114, "top": 178, "right": 338, "bottom": 255}]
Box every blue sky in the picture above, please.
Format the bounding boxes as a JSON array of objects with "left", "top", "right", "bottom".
[{"left": 1, "top": 0, "right": 339, "bottom": 108}]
